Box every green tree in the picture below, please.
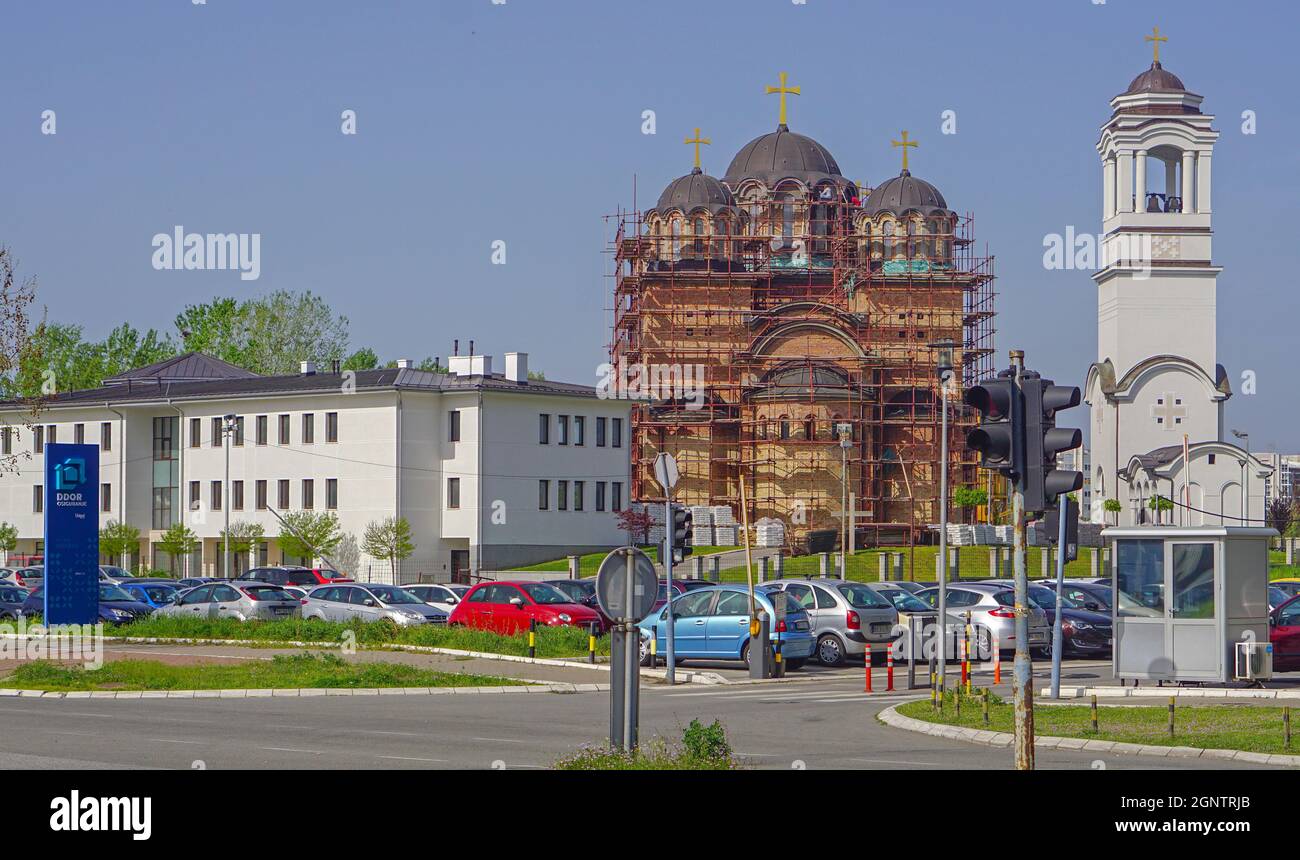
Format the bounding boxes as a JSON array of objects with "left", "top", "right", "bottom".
[
  {"left": 174, "top": 297, "right": 251, "bottom": 367},
  {"left": 99, "top": 520, "right": 141, "bottom": 567},
  {"left": 220, "top": 520, "right": 265, "bottom": 574},
  {"left": 362, "top": 516, "right": 416, "bottom": 581},
  {"left": 100, "top": 323, "right": 175, "bottom": 377},
  {"left": 951, "top": 486, "right": 988, "bottom": 524},
  {"left": 0, "top": 248, "right": 41, "bottom": 471},
  {"left": 0, "top": 522, "right": 17, "bottom": 564},
  {"left": 242, "top": 290, "right": 349, "bottom": 375},
  {"left": 342, "top": 347, "right": 379, "bottom": 371},
  {"left": 276, "top": 510, "right": 342, "bottom": 564},
  {"left": 155, "top": 522, "right": 200, "bottom": 575},
  {"left": 1102, "top": 497, "right": 1122, "bottom": 526}
]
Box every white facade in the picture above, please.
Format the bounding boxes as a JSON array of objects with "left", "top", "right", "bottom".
[{"left": 0, "top": 353, "right": 632, "bottom": 580}]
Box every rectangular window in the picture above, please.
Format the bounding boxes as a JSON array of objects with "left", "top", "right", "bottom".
[
  {"left": 232, "top": 480, "right": 244, "bottom": 511},
  {"left": 256, "top": 415, "right": 268, "bottom": 446},
  {"left": 74, "top": 423, "right": 84, "bottom": 445},
  {"left": 558, "top": 480, "right": 569, "bottom": 511},
  {"left": 211, "top": 480, "right": 222, "bottom": 511},
  {"left": 539, "top": 480, "right": 550, "bottom": 510},
  {"left": 278, "top": 414, "right": 290, "bottom": 445},
  {"left": 538, "top": 414, "right": 550, "bottom": 444},
  {"left": 189, "top": 480, "right": 201, "bottom": 509},
  {"left": 189, "top": 417, "right": 201, "bottom": 448},
  {"left": 326, "top": 478, "right": 338, "bottom": 510},
  {"left": 302, "top": 413, "right": 314, "bottom": 444},
  {"left": 1, "top": 427, "right": 10, "bottom": 456},
  {"left": 1116, "top": 539, "right": 1164, "bottom": 617},
  {"left": 277, "top": 479, "right": 290, "bottom": 509},
  {"left": 101, "top": 422, "right": 112, "bottom": 451},
  {"left": 612, "top": 481, "right": 623, "bottom": 512},
  {"left": 101, "top": 483, "right": 111, "bottom": 513},
  {"left": 33, "top": 484, "right": 43, "bottom": 513},
  {"left": 326, "top": 412, "right": 338, "bottom": 443},
  {"left": 596, "top": 481, "right": 607, "bottom": 512},
  {"left": 211, "top": 417, "right": 222, "bottom": 448},
  {"left": 574, "top": 417, "right": 585, "bottom": 446},
  {"left": 447, "top": 477, "right": 460, "bottom": 509},
  {"left": 448, "top": 410, "right": 461, "bottom": 442},
  {"left": 596, "top": 417, "right": 607, "bottom": 447},
  {"left": 573, "top": 481, "right": 584, "bottom": 511},
  {"left": 255, "top": 480, "right": 268, "bottom": 510},
  {"left": 33, "top": 425, "right": 43, "bottom": 454},
  {"left": 612, "top": 418, "right": 623, "bottom": 448},
  {"left": 558, "top": 416, "right": 569, "bottom": 445},
  {"left": 234, "top": 417, "right": 245, "bottom": 446},
  {"left": 302, "top": 479, "right": 314, "bottom": 510},
  {"left": 47, "top": 425, "right": 56, "bottom": 444}
]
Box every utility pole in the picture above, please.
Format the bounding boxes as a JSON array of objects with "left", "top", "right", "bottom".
[
  {"left": 928, "top": 339, "right": 955, "bottom": 692},
  {"left": 222, "top": 414, "right": 237, "bottom": 579},
  {"left": 1010, "top": 349, "right": 1034, "bottom": 770}
]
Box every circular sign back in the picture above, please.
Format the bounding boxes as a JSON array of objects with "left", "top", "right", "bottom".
[{"left": 595, "top": 547, "right": 659, "bottom": 621}]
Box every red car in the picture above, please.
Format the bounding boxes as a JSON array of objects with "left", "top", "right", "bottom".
[
  {"left": 236, "top": 566, "right": 353, "bottom": 588},
  {"left": 1270, "top": 593, "right": 1300, "bottom": 672},
  {"left": 448, "top": 581, "right": 602, "bottom": 635}
]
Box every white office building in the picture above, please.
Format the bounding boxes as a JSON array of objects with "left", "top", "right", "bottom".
[{"left": 0, "top": 351, "right": 632, "bottom": 580}]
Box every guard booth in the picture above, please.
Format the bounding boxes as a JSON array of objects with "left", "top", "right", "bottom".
[{"left": 1106, "top": 527, "right": 1276, "bottom": 684}]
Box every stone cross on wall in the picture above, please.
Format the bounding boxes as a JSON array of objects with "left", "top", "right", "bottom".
[{"left": 1151, "top": 392, "right": 1187, "bottom": 430}]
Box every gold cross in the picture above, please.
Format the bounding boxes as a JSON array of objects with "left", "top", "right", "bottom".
[
  {"left": 684, "top": 127, "right": 711, "bottom": 170},
  {"left": 891, "top": 130, "right": 919, "bottom": 172},
  {"left": 764, "top": 71, "right": 800, "bottom": 126},
  {"left": 1145, "top": 26, "right": 1168, "bottom": 63}
]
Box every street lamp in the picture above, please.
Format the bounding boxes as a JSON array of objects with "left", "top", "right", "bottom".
[
  {"left": 928, "top": 338, "right": 956, "bottom": 686},
  {"left": 1233, "top": 429, "right": 1250, "bottom": 522},
  {"left": 222, "top": 414, "right": 238, "bottom": 578},
  {"left": 837, "top": 422, "right": 853, "bottom": 579}
]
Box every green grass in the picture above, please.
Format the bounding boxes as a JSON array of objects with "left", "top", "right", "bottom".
[
  {"left": 899, "top": 690, "right": 1300, "bottom": 754},
  {"left": 716, "top": 544, "right": 1098, "bottom": 583},
  {"left": 509, "top": 545, "right": 740, "bottom": 575},
  {"left": 1268, "top": 550, "right": 1300, "bottom": 581},
  {"left": 72, "top": 615, "right": 611, "bottom": 659},
  {"left": 0, "top": 653, "right": 527, "bottom": 692},
  {"left": 554, "top": 719, "right": 741, "bottom": 770}
]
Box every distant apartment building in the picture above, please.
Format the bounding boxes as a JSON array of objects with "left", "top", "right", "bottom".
[
  {"left": 1060, "top": 445, "right": 1091, "bottom": 520},
  {"left": 0, "top": 351, "right": 631, "bottom": 580},
  {"left": 1256, "top": 453, "right": 1300, "bottom": 505}
]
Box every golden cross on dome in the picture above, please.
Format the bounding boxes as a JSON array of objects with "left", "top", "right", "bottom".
[
  {"left": 684, "top": 127, "right": 711, "bottom": 170},
  {"left": 1145, "top": 26, "right": 1168, "bottom": 63},
  {"left": 765, "top": 71, "right": 800, "bottom": 126},
  {"left": 891, "top": 130, "right": 918, "bottom": 172}
]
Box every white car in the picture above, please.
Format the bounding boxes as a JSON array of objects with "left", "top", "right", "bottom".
[{"left": 402, "top": 583, "right": 469, "bottom": 615}]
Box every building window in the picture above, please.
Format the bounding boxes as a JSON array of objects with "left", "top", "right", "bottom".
[
  {"left": 302, "top": 479, "right": 314, "bottom": 510},
  {"left": 189, "top": 417, "right": 201, "bottom": 448},
  {"left": 449, "top": 410, "right": 461, "bottom": 442},
  {"left": 234, "top": 417, "right": 245, "bottom": 446},
  {"left": 211, "top": 480, "right": 222, "bottom": 511},
  {"left": 74, "top": 423, "right": 84, "bottom": 445},
  {"left": 573, "top": 481, "right": 584, "bottom": 511},
  {"left": 211, "top": 417, "right": 222, "bottom": 448},
  {"left": 302, "top": 413, "right": 315, "bottom": 444},
  {"left": 33, "top": 485, "right": 43, "bottom": 513},
  {"left": 326, "top": 478, "right": 338, "bottom": 510},
  {"left": 539, "top": 480, "right": 550, "bottom": 510},
  {"left": 612, "top": 418, "right": 623, "bottom": 448},
  {"left": 539, "top": 414, "right": 550, "bottom": 444},
  {"left": 596, "top": 481, "right": 607, "bottom": 511},
  {"left": 189, "top": 481, "right": 201, "bottom": 511},
  {"left": 612, "top": 482, "right": 623, "bottom": 512},
  {"left": 447, "top": 477, "right": 460, "bottom": 509},
  {"left": 558, "top": 416, "right": 569, "bottom": 445},
  {"left": 33, "top": 425, "right": 43, "bottom": 454},
  {"left": 101, "top": 483, "right": 111, "bottom": 513},
  {"left": 151, "top": 417, "right": 178, "bottom": 530},
  {"left": 255, "top": 480, "right": 268, "bottom": 510},
  {"left": 256, "top": 415, "right": 269, "bottom": 446},
  {"left": 1, "top": 428, "right": 10, "bottom": 456},
  {"left": 558, "top": 480, "right": 569, "bottom": 511},
  {"left": 574, "top": 417, "right": 585, "bottom": 446},
  {"left": 278, "top": 479, "right": 290, "bottom": 509},
  {"left": 325, "top": 412, "right": 338, "bottom": 443},
  {"left": 232, "top": 480, "right": 244, "bottom": 511},
  {"left": 47, "top": 425, "right": 56, "bottom": 444},
  {"left": 596, "top": 417, "right": 607, "bottom": 447},
  {"left": 101, "top": 422, "right": 112, "bottom": 451},
  {"left": 278, "top": 414, "right": 290, "bottom": 445}
]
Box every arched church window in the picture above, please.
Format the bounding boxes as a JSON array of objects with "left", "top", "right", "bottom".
[
  {"left": 693, "top": 218, "right": 706, "bottom": 254},
  {"left": 670, "top": 219, "right": 681, "bottom": 261},
  {"left": 779, "top": 416, "right": 790, "bottom": 441},
  {"left": 804, "top": 415, "right": 815, "bottom": 440},
  {"left": 883, "top": 221, "right": 896, "bottom": 258}
]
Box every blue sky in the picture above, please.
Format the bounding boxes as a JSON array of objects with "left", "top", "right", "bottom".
[{"left": 2, "top": 0, "right": 1297, "bottom": 449}]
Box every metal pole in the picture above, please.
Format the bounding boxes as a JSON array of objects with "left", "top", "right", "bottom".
[
  {"left": 938, "top": 377, "right": 949, "bottom": 692},
  {"left": 223, "top": 426, "right": 231, "bottom": 578},
  {"left": 664, "top": 497, "right": 675, "bottom": 685},
  {"left": 623, "top": 550, "right": 637, "bottom": 751},
  {"left": 841, "top": 444, "right": 848, "bottom": 579},
  {"left": 1050, "top": 493, "right": 1067, "bottom": 698},
  {"left": 1011, "top": 350, "right": 1035, "bottom": 770}
]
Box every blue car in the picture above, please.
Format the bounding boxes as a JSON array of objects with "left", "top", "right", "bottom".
[
  {"left": 20, "top": 583, "right": 155, "bottom": 623},
  {"left": 636, "top": 585, "right": 816, "bottom": 670},
  {"left": 116, "top": 580, "right": 183, "bottom": 609}
]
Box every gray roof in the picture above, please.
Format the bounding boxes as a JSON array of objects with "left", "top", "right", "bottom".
[
  {"left": 723, "top": 124, "right": 846, "bottom": 189},
  {"left": 103, "top": 352, "right": 259, "bottom": 385},
  {"left": 648, "top": 168, "right": 736, "bottom": 216},
  {"left": 862, "top": 169, "right": 950, "bottom": 217},
  {"left": 1124, "top": 61, "right": 1187, "bottom": 95}
]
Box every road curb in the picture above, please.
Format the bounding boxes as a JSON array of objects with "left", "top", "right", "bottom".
[
  {"left": 0, "top": 682, "right": 608, "bottom": 700},
  {"left": 875, "top": 702, "right": 1300, "bottom": 767},
  {"left": 1038, "top": 685, "right": 1300, "bottom": 701}
]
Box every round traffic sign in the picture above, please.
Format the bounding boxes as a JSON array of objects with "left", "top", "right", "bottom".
[{"left": 595, "top": 547, "right": 659, "bottom": 621}]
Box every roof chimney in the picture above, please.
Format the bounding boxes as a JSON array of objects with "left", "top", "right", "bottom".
[
  {"left": 300, "top": 360, "right": 317, "bottom": 375},
  {"left": 395, "top": 358, "right": 413, "bottom": 370},
  {"left": 330, "top": 359, "right": 341, "bottom": 374},
  {"left": 453, "top": 339, "right": 459, "bottom": 356},
  {"left": 505, "top": 352, "right": 528, "bottom": 383}
]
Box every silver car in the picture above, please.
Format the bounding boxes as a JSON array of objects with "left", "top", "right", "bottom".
[
  {"left": 915, "top": 582, "right": 1051, "bottom": 658},
  {"left": 302, "top": 583, "right": 448, "bottom": 626},
  {"left": 403, "top": 583, "right": 469, "bottom": 615},
  {"left": 761, "top": 579, "right": 898, "bottom": 666},
  {"left": 154, "top": 581, "right": 301, "bottom": 621}
]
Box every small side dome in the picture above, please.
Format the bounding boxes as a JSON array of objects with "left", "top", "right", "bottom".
[
  {"left": 1125, "top": 61, "right": 1187, "bottom": 94},
  {"left": 862, "top": 169, "right": 949, "bottom": 216},
  {"left": 649, "top": 167, "right": 735, "bottom": 216}
]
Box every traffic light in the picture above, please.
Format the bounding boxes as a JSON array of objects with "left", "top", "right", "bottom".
[
  {"left": 670, "top": 504, "right": 693, "bottom": 564},
  {"left": 1022, "top": 374, "right": 1084, "bottom": 514},
  {"left": 964, "top": 369, "right": 1023, "bottom": 482}
]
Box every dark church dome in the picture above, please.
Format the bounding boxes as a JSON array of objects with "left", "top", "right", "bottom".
[
  {"left": 1125, "top": 61, "right": 1187, "bottom": 94},
  {"left": 862, "top": 169, "right": 950, "bottom": 217},
  {"left": 723, "top": 124, "right": 845, "bottom": 189},
  {"left": 649, "top": 167, "right": 735, "bottom": 215}
]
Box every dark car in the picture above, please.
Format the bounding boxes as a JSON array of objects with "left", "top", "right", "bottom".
[
  {"left": 0, "top": 585, "right": 26, "bottom": 619},
  {"left": 20, "top": 583, "right": 155, "bottom": 623},
  {"left": 236, "top": 566, "right": 352, "bottom": 588},
  {"left": 1019, "top": 582, "right": 1112, "bottom": 657},
  {"left": 543, "top": 579, "right": 611, "bottom": 631},
  {"left": 1031, "top": 579, "right": 1113, "bottom": 613},
  {"left": 177, "top": 577, "right": 221, "bottom": 589}
]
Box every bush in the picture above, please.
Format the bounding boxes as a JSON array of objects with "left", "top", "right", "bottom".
[{"left": 554, "top": 719, "right": 740, "bottom": 770}]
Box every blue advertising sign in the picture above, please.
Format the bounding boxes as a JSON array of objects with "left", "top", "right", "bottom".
[{"left": 43, "top": 443, "right": 100, "bottom": 625}]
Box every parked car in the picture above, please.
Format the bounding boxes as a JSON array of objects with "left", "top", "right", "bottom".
[
  {"left": 236, "top": 566, "right": 353, "bottom": 588},
  {"left": 543, "top": 579, "right": 613, "bottom": 631},
  {"left": 1270, "top": 586, "right": 1291, "bottom": 612},
  {"left": 116, "top": 580, "right": 184, "bottom": 609},
  {"left": 3, "top": 566, "right": 43, "bottom": 591},
  {"left": 20, "top": 583, "right": 154, "bottom": 623},
  {"left": 447, "top": 581, "right": 601, "bottom": 634},
  {"left": 1270, "top": 578, "right": 1300, "bottom": 599},
  {"left": 98, "top": 566, "right": 135, "bottom": 583},
  {"left": 914, "top": 582, "right": 1051, "bottom": 657},
  {"left": 759, "top": 579, "right": 896, "bottom": 666},
  {"left": 154, "top": 581, "right": 301, "bottom": 621},
  {"left": 302, "top": 583, "right": 447, "bottom": 626},
  {"left": 404, "top": 583, "right": 470, "bottom": 615},
  {"left": 1012, "top": 582, "right": 1112, "bottom": 657},
  {"left": 886, "top": 580, "right": 928, "bottom": 596},
  {"left": 177, "top": 577, "right": 221, "bottom": 589},
  {"left": 1030, "top": 580, "right": 1113, "bottom": 613},
  {"left": 0, "top": 585, "right": 26, "bottom": 619},
  {"left": 636, "top": 585, "right": 815, "bottom": 669},
  {"left": 649, "top": 579, "right": 715, "bottom": 616},
  {"left": 867, "top": 583, "right": 967, "bottom": 647},
  {"left": 1271, "top": 593, "right": 1300, "bottom": 672}
]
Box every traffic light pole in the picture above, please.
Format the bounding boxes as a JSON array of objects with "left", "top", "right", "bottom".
[
  {"left": 1050, "top": 493, "right": 1068, "bottom": 699},
  {"left": 1010, "top": 350, "right": 1035, "bottom": 770},
  {"left": 664, "top": 497, "right": 675, "bottom": 686}
]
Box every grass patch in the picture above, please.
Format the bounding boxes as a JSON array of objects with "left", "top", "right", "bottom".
[
  {"left": 717, "top": 545, "right": 1098, "bottom": 583},
  {"left": 554, "top": 719, "right": 742, "bottom": 770},
  {"left": 0, "top": 653, "right": 527, "bottom": 692},
  {"left": 898, "top": 690, "right": 1300, "bottom": 754},
  {"left": 509, "top": 545, "right": 740, "bottom": 575}
]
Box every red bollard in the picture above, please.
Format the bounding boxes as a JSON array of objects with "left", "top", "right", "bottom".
[
  {"left": 993, "top": 635, "right": 1001, "bottom": 685},
  {"left": 864, "top": 644, "right": 873, "bottom": 693},
  {"left": 886, "top": 642, "right": 895, "bottom": 692},
  {"left": 960, "top": 638, "right": 968, "bottom": 688}
]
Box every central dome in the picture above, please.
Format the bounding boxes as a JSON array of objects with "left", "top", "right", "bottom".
[
  {"left": 862, "top": 169, "right": 949, "bottom": 216},
  {"left": 723, "top": 124, "right": 845, "bottom": 188}
]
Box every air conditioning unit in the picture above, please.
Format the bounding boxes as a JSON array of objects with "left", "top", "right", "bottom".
[{"left": 1234, "top": 641, "right": 1273, "bottom": 682}]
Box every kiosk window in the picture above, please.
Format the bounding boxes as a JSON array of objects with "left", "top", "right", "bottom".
[
  {"left": 1117, "top": 539, "right": 1164, "bottom": 617},
  {"left": 1171, "top": 543, "right": 1215, "bottom": 619}
]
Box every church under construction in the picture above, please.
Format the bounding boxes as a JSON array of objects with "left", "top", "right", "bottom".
[{"left": 608, "top": 73, "right": 998, "bottom": 546}]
